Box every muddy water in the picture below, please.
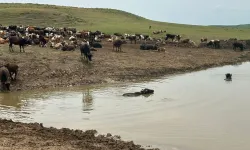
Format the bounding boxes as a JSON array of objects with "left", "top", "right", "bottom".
[{"left": 1, "top": 62, "right": 250, "bottom": 150}]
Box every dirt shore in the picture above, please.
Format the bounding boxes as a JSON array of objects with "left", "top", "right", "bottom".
[
  {"left": 0, "top": 119, "right": 159, "bottom": 150},
  {"left": 0, "top": 42, "right": 250, "bottom": 91}
]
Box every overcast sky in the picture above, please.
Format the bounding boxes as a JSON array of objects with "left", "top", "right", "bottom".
[{"left": 1, "top": 0, "right": 249, "bottom": 25}]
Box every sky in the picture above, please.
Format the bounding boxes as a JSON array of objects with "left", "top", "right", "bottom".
[{"left": 0, "top": 0, "right": 249, "bottom": 25}]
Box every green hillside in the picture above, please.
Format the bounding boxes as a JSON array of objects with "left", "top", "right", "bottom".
[
  {"left": 0, "top": 3, "right": 250, "bottom": 42},
  {"left": 211, "top": 24, "right": 250, "bottom": 29}
]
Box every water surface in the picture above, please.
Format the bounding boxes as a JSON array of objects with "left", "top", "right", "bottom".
[{"left": 1, "top": 62, "right": 250, "bottom": 150}]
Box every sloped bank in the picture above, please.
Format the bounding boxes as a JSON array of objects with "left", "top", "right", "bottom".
[
  {"left": 0, "top": 119, "right": 158, "bottom": 150},
  {"left": 0, "top": 43, "right": 250, "bottom": 91}
]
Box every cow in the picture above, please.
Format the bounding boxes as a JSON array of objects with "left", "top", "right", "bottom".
[
  {"left": 0, "top": 66, "right": 11, "bottom": 91},
  {"left": 140, "top": 43, "right": 158, "bottom": 50},
  {"left": 153, "top": 31, "right": 160, "bottom": 34},
  {"left": 80, "top": 42, "right": 92, "bottom": 62},
  {"left": 128, "top": 35, "right": 137, "bottom": 44},
  {"left": 181, "top": 39, "right": 190, "bottom": 43},
  {"left": 201, "top": 38, "right": 208, "bottom": 42},
  {"left": 61, "top": 45, "right": 76, "bottom": 51},
  {"left": 165, "top": 34, "right": 181, "bottom": 42},
  {"left": 233, "top": 42, "right": 244, "bottom": 51},
  {"left": 143, "top": 35, "right": 150, "bottom": 41},
  {"left": 8, "top": 25, "right": 17, "bottom": 31},
  {"left": 225, "top": 73, "right": 232, "bottom": 81},
  {"left": 69, "top": 36, "right": 77, "bottom": 41},
  {"left": 8, "top": 36, "right": 31, "bottom": 52},
  {"left": 157, "top": 47, "right": 166, "bottom": 52},
  {"left": 207, "top": 40, "right": 220, "bottom": 49},
  {"left": 39, "top": 36, "right": 48, "bottom": 47},
  {"left": 0, "top": 38, "right": 8, "bottom": 44},
  {"left": 114, "top": 33, "right": 122, "bottom": 36},
  {"left": 4, "top": 63, "right": 18, "bottom": 81},
  {"left": 90, "top": 42, "right": 102, "bottom": 48},
  {"left": 113, "top": 39, "right": 123, "bottom": 52}
]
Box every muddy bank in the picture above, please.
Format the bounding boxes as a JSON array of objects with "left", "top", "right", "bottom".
[
  {"left": 0, "top": 119, "right": 158, "bottom": 150},
  {"left": 0, "top": 42, "right": 250, "bottom": 91}
]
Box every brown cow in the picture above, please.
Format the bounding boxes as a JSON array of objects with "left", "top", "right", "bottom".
[
  {"left": 0, "top": 38, "right": 7, "bottom": 44},
  {"left": 9, "top": 36, "right": 30, "bottom": 52}
]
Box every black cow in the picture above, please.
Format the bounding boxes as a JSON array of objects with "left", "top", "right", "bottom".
[
  {"left": 165, "top": 34, "right": 181, "bottom": 42},
  {"left": 113, "top": 39, "right": 123, "bottom": 52},
  {"left": 225, "top": 73, "right": 232, "bottom": 81},
  {"left": 39, "top": 36, "right": 47, "bottom": 47},
  {"left": 207, "top": 40, "right": 220, "bottom": 49},
  {"left": 140, "top": 44, "right": 158, "bottom": 50},
  {"left": 91, "top": 42, "right": 102, "bottom": 48},
  {"left": 8, "top": 25, "right": 17, "bottom": 31},
  {"left": 9, "top": 30, "right": 17, "bottom": 36},
  {"left": 233, "top": 42, "right": 244, "bottom": 51},
  {"left": 0, "top": 66, "right": 11, "bottom": 91},
  {"left": 143, "top": 35, "right": 150, "bottom": 40},
  {"left": 80, "top": 43, "right": 92, "bottom": 62},
  {"left": 123, "top": 88, "right": 154, "bottom": 97},
  {"left": 17, "top": 27, "right": 25, "bottom": 34}
]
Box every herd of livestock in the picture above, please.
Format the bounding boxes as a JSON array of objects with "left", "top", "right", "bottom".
[
  {"left": 0, "top": 24, "right": 247, "bottom": 91},
  {"left": 0, "top": 25, "right": 246, "bottom": 52}
]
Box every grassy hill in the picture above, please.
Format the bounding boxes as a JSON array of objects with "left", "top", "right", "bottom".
[
  {"left": 211, "top": 24, "right": 250, "bottom": 29},
  {"left": 1, "top": 3, "right": 250, "bottom": 42}
]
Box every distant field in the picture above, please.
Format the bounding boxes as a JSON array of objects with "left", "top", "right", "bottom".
[{"left": 0, "top": 3, "right": 250, "bottom": 42}]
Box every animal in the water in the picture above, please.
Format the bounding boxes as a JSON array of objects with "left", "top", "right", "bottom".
[
  {"left": 225, "top": 73, "right": 232, "bottom": 81},
  {"left": 0, "top": 66, "right": 11, "bottom": 91},
  {"left": 122, "top": 88, "right": 154, "bottom": 97}
]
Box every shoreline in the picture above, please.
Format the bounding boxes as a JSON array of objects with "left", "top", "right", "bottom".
[
  {"left": 0, "top": 118, "right": 159, "bottom": 150},
  {"left": 11, "top": 59, "right": 250, "bottom": 92},
  {"left": 0, "top": 43, "right": 250, "bottom": 92}
]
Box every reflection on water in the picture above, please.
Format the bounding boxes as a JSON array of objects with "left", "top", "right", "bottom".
[
  {"left": 82, "top": 89, "right": 94, "bottom": 112},
  {"left": 0, "top": 92, "right": 22, "bottom": 109},
  {"left": 1, "top": 62, "right": 250, "bottom": 150}
]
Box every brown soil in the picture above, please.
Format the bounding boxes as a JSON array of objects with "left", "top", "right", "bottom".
[
  {"left": 0, "top": 119, "right": 158, "bottom": 150},
  {"left": 0, "top": 42, "right": 250, "bottom": 91}
]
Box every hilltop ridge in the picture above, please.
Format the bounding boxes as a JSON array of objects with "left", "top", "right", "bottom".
[{"left": 0, "top": 3, "right": 250, "bottom": 41}]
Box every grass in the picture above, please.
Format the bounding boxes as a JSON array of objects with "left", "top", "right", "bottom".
[{"left": 0, "top": 3, "right": 250, "bottom": 42}]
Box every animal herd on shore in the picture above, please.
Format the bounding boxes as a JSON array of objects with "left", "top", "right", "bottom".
[{"left": 0, "top": 24, "right": 246, "bottom": 91}]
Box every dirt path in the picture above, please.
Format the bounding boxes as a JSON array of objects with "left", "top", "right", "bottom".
[
  {"left": 0, "top": 42, "right": 250, "bottom": 91},
  {"left": 0, "top": 119, "right": 158, "bottom": 150}
]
